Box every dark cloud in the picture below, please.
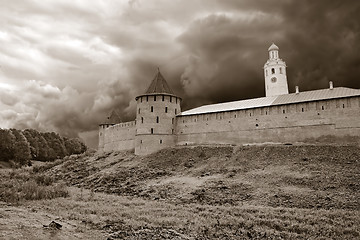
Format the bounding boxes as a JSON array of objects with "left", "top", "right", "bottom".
[
  {"left": 176, "top": 0, "right": 360, "bottom": 109},
  {"left": 0, "top": 0, "right": 359, "bottom": 148}
]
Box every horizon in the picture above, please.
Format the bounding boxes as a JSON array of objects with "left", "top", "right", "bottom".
[{"left": 0, "top": 0, "right": 359, "bottom": 148}]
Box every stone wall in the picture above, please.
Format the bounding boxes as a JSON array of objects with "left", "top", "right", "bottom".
[
  {"left": 99, "top": 96, "right": 360, "bottom": 154},
  {"left": 103, "top": 121, "right": 136, "bottom": 152},
  {"left": 135, "top": 94, "right": 181, "bottom": 155},
  {"left": 176, "top": 96, "right": 360, "bottom": 145}
]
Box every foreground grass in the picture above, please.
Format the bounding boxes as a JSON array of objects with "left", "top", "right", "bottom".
[
  {"left": 0, "top": 163, "right": 68, "bottom": 203},
  {"left": 23, "top": 187, "right": 359, "bottom": 240},
  {"left": 1, "top": 145, "right": 359, "bottom": 239}
]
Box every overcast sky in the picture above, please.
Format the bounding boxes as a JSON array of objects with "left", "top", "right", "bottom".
[{"left": 0, "top": 0, "right": 359, "bottom": 147}]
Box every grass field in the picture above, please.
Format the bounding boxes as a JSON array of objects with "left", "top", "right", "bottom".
[{"left": 0, "top": 144, "right": 359, "bottom": 239}]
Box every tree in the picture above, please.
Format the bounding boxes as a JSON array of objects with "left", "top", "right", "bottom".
[
  {"left": 23, "top": 129, "right": 50, "bottom": 161},
  {"left": 64, "top": 137, "right": 87, "bottom": 155},
  {"left": 42, "top": 132, "right": 68, "bottom": 160},
  {"left": 0, "top": 129, "right": 16, "bottom": 161},
  {"left": 23, "top": 129, "right": 39, "bottom": 159},
  {"left": 10, "top": 129, "right": 31, "bottom": 165}
]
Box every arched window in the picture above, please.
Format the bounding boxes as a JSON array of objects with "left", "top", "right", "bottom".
[
  {"left": 151, "top": 106, "right": 153, "bottom": 112},
  {"left": 140, "top": 97, "right": 142, "bottom": 103},
  {"left": 279, "top": 68, "right": 282, "bottom": 74},
  {"left": 141, "top": 117, "right": 144, "bottom": 123},
  {"left": 172, "top": 118, "right": 174, "bottom": 124},
  {"left": 138, "top": 108, "right": 140, "bottom": 114},
  {"left": 156, "top": 116, "right": 159, "bottom": 123},
  {"left": 175, "top": 109, "right": 177, "bottom": 114},
  {"left": 154, "top": 96, "right": 156, "bottom": 101},
  {"left": 162, "top": 95, "right": 164, "bottom": 101},
  {"left": 271, "top": 68, "right": 275, "bottom": 74},
  {"left": 165, "top": 107, "right": 168, "bottom": 113},
  {"left": 146, "top": 96, "right": 148, "bottom": 102},
  {"left": 160, "top": 139, "right": 162, "bottom": 144},
  {"left": 170, "top": 96, "right": 172, "bottom": 102},
  {"left": 151, "top": 128, "right": 154, "bottom": 134}
]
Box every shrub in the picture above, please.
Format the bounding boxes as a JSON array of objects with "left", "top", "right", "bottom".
[
  {"left": 0, "top": 168, "right": 69, "bottom": 203},
  {"left": 34, "top": 174, "right": 53, "bottom": 186},
  {"left": 20, "top": 181, "right": 69, "bottom": 201}
]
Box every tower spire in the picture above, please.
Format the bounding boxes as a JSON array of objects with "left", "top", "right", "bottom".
[
  {"left": 263, "top": 43, "right": 289, "bottom": 97},
  {"left": 145, "top": 68, "right": 174, "bottom": 94}
]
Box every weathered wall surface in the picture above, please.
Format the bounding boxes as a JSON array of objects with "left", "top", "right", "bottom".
[
  {"left": 100, "top": 96, "right": 360, "bottom": 154},
  {"left": 176, "top": 96, "right": 360, "bottom": 145},
  {"left": 135, "top": 94, "right": 181, "bottom": 155},
  {"left": 103, "top": 121, "right": 136, "bottom": 152}
]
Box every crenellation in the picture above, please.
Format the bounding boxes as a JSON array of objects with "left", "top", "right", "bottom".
[{"left": 99, "top": 44, "right": 360, "bottom": 155}]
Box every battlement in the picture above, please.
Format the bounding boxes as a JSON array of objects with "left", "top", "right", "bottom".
[
  {"left": 99, "top": 45, "right": 360, "bottom": 155},
  {"left": 109, "top": 121, "right": 136, "bottom": 129}
]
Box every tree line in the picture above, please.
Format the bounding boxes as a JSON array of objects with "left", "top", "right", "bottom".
[{"left": 0, "top": 128, "right": 87, "bottom": 166}]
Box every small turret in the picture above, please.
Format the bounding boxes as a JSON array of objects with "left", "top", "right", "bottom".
[{"left": 134, "top": 69, "right": 181, "bottom": 155}]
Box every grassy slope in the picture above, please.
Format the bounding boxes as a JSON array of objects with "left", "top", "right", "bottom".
[
  {"left": 1, "top": 144, "right": 359, "bottom": 239},
  {"left": 36, "top": 144, "right": 359, "bottom": 239}
]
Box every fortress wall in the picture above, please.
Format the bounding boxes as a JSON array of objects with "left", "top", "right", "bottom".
[
  {"left": 176, "top": 96, "right": 360, "bottom": 145},
  {"left": 135, "top": 134, "right": 177, "bottom": 156},
  {"left": 103, "top": 121, "right": 136, "bottom": 152}
]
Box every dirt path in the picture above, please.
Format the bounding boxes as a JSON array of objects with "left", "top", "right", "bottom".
[{"left": 0, "top": 202, "right": 105, "bottom": 240}]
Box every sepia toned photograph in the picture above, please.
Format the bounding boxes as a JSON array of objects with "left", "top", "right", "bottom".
[{"left": 0, "top": 0, "right": 359, "bottom": 239}]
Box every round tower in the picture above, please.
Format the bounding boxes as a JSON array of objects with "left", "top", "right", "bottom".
[
  {"left": 135, "top": 69, "right": 181, "bottom": 155},
  {"left": 264, "top": 43, "right": 289, "bottom": 97}
]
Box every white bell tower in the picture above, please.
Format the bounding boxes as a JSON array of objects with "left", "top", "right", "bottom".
[{"left": 264, "top": 43, "right": 289, "bottom": 97}]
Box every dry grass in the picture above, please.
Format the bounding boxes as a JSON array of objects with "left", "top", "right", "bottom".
[
  {"left": 1, "top": 145, "right": 359, "bottom": 239},
  {"left": 24, "top": 187, "right": 359, "bottom": 239},
  {"left": 0, "top": 168, "right": 69, "bottom": 203}
]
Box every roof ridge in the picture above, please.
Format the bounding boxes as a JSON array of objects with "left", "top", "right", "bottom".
[{"left": 181, "top": 87, "right": 360, "bottom": 116}]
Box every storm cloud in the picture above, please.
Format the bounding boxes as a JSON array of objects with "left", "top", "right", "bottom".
[{"left": 0, "top": 0, "right": 359, "bottom": 148}]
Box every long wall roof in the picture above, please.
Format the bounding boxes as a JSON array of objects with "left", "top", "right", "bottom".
[{"left": 180, "top": 87, "right": 360, "bottom": 116}]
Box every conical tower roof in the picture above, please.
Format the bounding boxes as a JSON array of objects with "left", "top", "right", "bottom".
[
  {"left": 268, "top": 43, "right": 279, "bottom": 51},
  {"left": 102, "top": 110, "right": 122, "bottom": 125},
  {"left": 145, "top": 69, "right": 174, "bottom": 94}
]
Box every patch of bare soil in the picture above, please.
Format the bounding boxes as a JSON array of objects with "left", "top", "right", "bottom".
[
  {"left": 1, "top": 144, "right": 359, "bottom": 239},
  {"left": 46, "top": 145, "right": 360, "bottom": 211},
  {"left": 0, "top": 201, "right": 106, "bottom": 240}
]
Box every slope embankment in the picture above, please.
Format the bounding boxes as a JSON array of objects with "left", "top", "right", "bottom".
[
  {"left": 1, "top": 144, "right": 359, "bottom": 239},
  {"left": 47, "top": 144, "right": 359, "bottom": 210}
]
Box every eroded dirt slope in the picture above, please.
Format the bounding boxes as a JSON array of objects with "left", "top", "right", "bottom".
[{"left": 47, "top": 145, "right": 360, "bottom": 210}]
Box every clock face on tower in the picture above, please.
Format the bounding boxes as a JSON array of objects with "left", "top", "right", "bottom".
[{"left": 271, "top": 77, "right": 277, "bottom": 83}]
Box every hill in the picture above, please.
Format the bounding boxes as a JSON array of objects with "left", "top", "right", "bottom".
[
  {"left": 1, "top": 144, "right": 359, "bottom": 239},
  {"left": 48, "top": 145, "right": 359, "bottom": 211},
  {"left": 44, "top": 144, "right": 359, "bottom": 238}
]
